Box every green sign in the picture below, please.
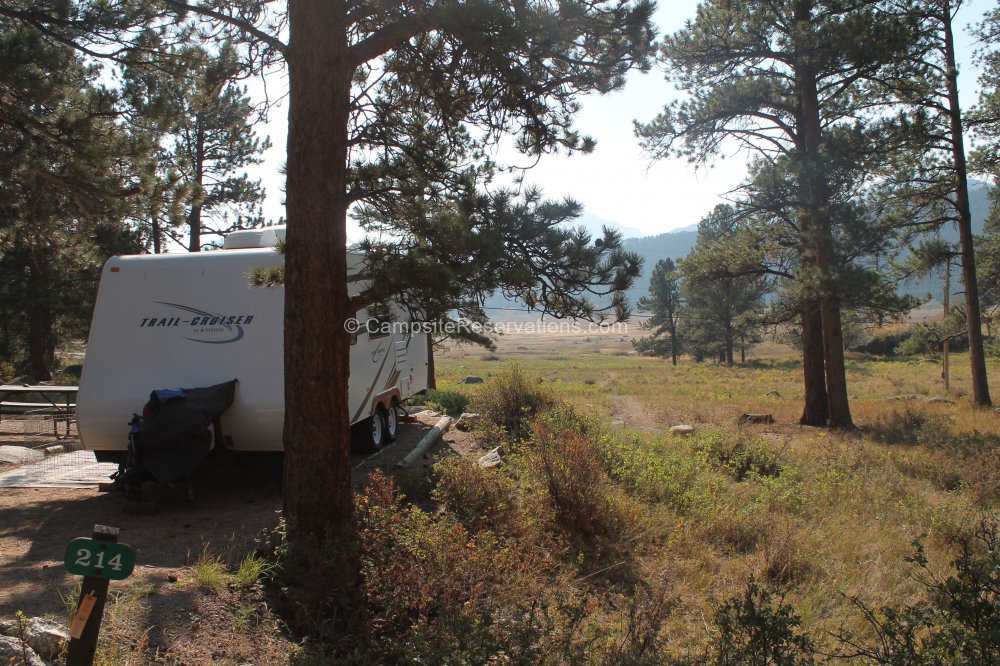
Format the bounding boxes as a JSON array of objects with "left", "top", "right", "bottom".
[{"left": 64, "top": 538, "right": 136, "bottom": 580}]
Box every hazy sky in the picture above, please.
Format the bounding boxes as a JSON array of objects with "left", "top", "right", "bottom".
[{"left": 246, "top": 0, "right": 996, "bottom": 239}]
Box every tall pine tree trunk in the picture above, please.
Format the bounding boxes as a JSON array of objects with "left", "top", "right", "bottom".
[
  {"left": 26, "top": 254, "right": 53, "bottom": 381},
  {"left": 795, "top": 1, "right": 853, "bottom": 428},
  {"left": 283, "top": 0, "right": 354, "bottom": 554},
  {"left": 426, "top": 336, "right": 436, "bottom": 389},
  {"left": 800, "top": 299, "right": 828, "bottom": 425},
  {"left": 27, "top": 312, "right": 52, "bottom": 381},
  {"left": 152, "top": 214, "right": 163, "bottom": 254},
  {"left": 187, "top": 204, "right": 202, "bottom": 252},
  {"left": 187, "top": 126, "right": 205, "bottom": 253},
  {"left": 943, "top": 0, "right": 991, "bottom": 406},
  {"left": 669, "top": 314, "right": 679, "bottom": 365},
  {"left": 725, "top": 321, "right": 734, "bottom": 366}
]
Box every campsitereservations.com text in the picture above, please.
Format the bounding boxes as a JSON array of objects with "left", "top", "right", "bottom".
[{"left": 343, "top": 318, "right": 629, "bottom": 337}]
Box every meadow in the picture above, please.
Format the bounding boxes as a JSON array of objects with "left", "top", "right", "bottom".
[
  {"left": 13, "top": 325, "right": 996, "bottom": 664},
  {"left": 414, "top": 326, "right": 1000, "bottom": 660}
]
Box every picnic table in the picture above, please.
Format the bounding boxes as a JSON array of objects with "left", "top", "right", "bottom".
[{"left": 0, "top": 384, "right": 79, "bottom": 440}]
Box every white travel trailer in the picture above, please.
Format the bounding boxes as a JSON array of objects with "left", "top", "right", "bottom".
[{"left": 77, "top": 226, "right": 429, "bottom": 462}]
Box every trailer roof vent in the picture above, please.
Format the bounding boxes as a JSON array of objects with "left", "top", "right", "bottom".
[{"left": 222, "top": 225, "right": 287, "bottom": 249}]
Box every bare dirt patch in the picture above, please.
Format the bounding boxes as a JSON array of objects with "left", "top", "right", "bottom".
[{"left": 0, "top": 413, "right": 462, "bottom": 663}]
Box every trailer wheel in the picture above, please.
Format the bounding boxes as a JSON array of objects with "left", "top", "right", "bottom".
[
  {"left": 360, "top": 406, "right": 389, "bottom": 453},
  {"left": 385, "top": 400, "right": 399, "bottom": 443}
]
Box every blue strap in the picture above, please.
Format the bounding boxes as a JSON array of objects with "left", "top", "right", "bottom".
[{"left": 153, "top": 389, "right": 186, "bottom": 402}]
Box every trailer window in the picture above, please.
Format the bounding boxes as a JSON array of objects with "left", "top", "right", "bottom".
[{"left": 365, "top": 305, "right": 393, "bottom": 340}]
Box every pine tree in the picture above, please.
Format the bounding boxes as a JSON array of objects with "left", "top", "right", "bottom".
[
  {"left": 971, "top": 4, "right": 1000, "bottom": 351},
  {"left": 0, "top": 19, "right": 147, "bottom": 378},
  {"left": 635, "top": 258, "right": 684, "bottom": 364},
  {"left": 637, "top": 0, "right": 915, "bottom": 427},
  {"left": 677, "top": 205, "right": 767, "bottom": 366},
  {"left": 883, "top": 0, "right": 991, "bottom": 405},
  {"left": 124, "top": 43, "right": 269, "bottom": 252}
]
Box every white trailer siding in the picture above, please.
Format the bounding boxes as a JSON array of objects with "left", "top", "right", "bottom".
[{"left": 77, "top": 247, "right": 428, "bottom": 453}]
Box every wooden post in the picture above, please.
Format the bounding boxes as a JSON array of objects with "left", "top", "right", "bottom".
[{"left": 66, "top": 525, "right": 118, "bottom": 666}]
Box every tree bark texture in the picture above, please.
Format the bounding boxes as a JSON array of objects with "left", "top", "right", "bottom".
[
  {"left": 725, "top": 321, "right": 734, "bottom": 367},
  {"left": 187, "top": 124, "right": 205, "bottom": 252},
  {"left": 426, "top": 335, "right": 436, "bottom": 390},
  {"left": 283, "top": 0, "right": 354, "bottom": 544},
  {"left": 27, "top": 253, "right": 53, "bottom": 381},
  {"left": 800, "top": 299, "right": 828, "bottom": 425}
]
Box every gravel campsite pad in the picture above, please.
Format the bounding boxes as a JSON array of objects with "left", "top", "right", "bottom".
[{"left": 0, "top": 450, "right": 119, "bottom": 489}]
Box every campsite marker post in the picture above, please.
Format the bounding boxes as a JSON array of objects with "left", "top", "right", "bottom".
[{"left": 64, "top": 525, "right": 136, "bottom": 666}]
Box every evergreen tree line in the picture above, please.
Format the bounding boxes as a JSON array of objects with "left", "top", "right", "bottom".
[{"left": 0, "top": 10, "right": 271, "bottom": 380}]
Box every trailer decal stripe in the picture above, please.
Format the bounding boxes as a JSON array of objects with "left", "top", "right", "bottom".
[
  {"left": 351, "top": 345, "right": 393, "bottom": 423},
  {"left": 384, "top": 369, "right": 400, "bottom": 390}
]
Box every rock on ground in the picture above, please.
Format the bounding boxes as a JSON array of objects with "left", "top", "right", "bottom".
[
  {"left": 0, "top": 616, "right": 68, "bottom": 661},
  {"left": 459, "top": 376, "right": 484, "bottom": 384},
  {"left": 455, "top": 413, "right": 480, "bottom": 431},
  {"left": 0, "top": 634, "right": 46, "bottom": 666},
  {"left": 669, "top": 425, "right": 695, "bottom": 436},
  {"left": 477, "top": 447, "right": 503, "bottom": 468},
  {"left": 0, "top": 446, "right": 44, "bottom": 465}
]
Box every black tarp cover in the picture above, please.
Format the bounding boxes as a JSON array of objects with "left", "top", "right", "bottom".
[{"left": 137, "top": 379, "right": 237, "bottom": 482}]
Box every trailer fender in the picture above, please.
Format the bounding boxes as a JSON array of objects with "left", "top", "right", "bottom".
[{"left": 371, "top": 387, "right": 401, "bottom": 415}]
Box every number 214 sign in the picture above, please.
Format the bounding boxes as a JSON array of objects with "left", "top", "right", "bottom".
[{"left": 64, "top": 538, "right": 136, "bottom": 580}]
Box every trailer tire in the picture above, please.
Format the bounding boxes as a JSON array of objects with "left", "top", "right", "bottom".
[
  {"left": 384, "top": 398, "right": 399, "bottom": 444},
  {"left": 359, "top": 406, "right": 389, "bottom": 453}
]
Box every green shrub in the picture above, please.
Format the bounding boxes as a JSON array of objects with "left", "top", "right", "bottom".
[
  {"left": 355, "top": 471, "right": 568, "bottom": 664},
  {"left": 966, "top": 446, "right": 1000, "bottom": 507},
  {"left": 695, "top": 430, "right": 782, "bottom": 481},
  {"left": 0, "top": 360, "right": 15, "bottom": 383},
  {"left": 422, "top": 388, "right": 469, "bottom": 416},
  {"left": 844, "top": 515, "right": 1000, "bottom": 665},
  {"left": 684, "top": 579, "right": 814, "bottom": 665},
  {"left": 473, "top": 364, "right": 554, "bottom": 442},
  {"left": 597, "top": 431, "right": 701, "bottom": 512},
  {"left": 432, "top": 457, "right": 520, "bottom": 534},
  {"left": 869, "top": 407, "right": 952, "bottom": 447},
  {"left": 521, "top": 405, "right": 652, "bottom": 551}
]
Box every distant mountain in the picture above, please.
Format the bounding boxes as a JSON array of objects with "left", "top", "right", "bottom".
[
  {"left": 622, "top": 183, "right": 995, "bottom": 306},
  {"left": 481, "top": 185, "right": 994, "bottom": 319},
  {"left": 898, "top": 181, "right": 992, "bottom": 300},
  {"left": 565, "top": 211, "right": 644, "bottom": 240},
  {"left": 621, "top": 228, "right": 699, "bottom": 305}
]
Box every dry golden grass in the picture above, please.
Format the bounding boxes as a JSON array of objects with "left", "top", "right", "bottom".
[{"left": 434, "top": 332, "right": 1000, "bottom": 654}]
